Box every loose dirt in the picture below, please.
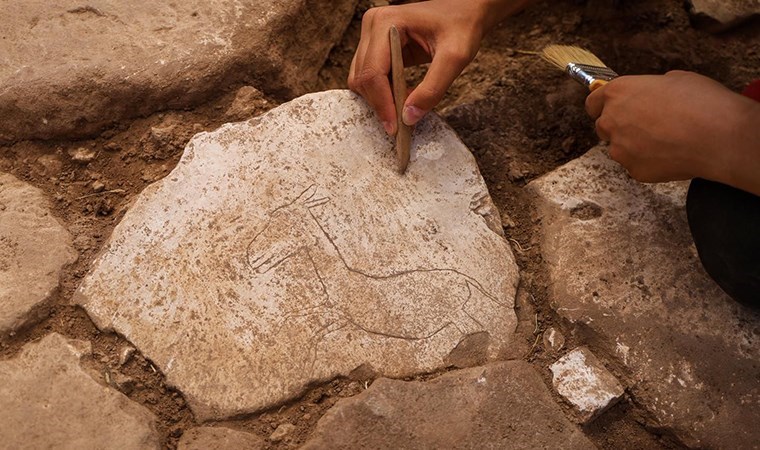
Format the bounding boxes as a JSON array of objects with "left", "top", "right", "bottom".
[{"left": 1, "top": 0, "right": 757, "bottom": 448}]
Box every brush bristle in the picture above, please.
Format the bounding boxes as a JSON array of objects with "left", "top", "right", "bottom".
[{"left": 541, "top": 45, "right": 607, "bottom": 69}]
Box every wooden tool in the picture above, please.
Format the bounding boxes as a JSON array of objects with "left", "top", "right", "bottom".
[
  {"left": 389, "top": 26, "right": 411, "bottom": 174},
  {"left": 540, "top": 45, "right": 618, "bottom": 92}
]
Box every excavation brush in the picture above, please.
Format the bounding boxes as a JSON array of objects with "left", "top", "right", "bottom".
[{"left": 541, "top": 45, "right": 618, "bottom": 91}]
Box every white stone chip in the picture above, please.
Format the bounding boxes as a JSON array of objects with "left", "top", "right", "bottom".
[{"left": 551, "top": 347, "right": 624, "bottom": 422}]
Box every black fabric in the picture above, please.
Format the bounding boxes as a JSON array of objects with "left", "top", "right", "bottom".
[{"left": 687, "top": 178, "right": 760, "bottom": 307}]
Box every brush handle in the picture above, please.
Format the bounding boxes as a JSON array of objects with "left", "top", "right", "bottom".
[{"left": 589, "top": 79, "right": 609, "bottom": 92}]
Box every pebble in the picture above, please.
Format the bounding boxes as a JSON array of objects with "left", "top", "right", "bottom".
[
  {"left": 119, "top": 346, "right": 136, "bottom": 366},
  {"left": 69, "top": 147, "right": 97, "bottom": 163},
  {"left": 269, "top": 423, "right": 296, "bottom": 443},
  {"left": 92, "top": 181, "right": 106, "bottom": 192},
  {"left": 542, "top": 327, "right": 566, "bottom": 354}
]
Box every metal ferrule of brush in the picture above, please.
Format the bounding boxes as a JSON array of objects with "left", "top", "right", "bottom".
[{"left": 566, "top": 63, "right": 618, "bottom": 87}]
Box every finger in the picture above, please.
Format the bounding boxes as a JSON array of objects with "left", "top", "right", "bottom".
[
  {"left": 348, "top": 7, "right": 376, "bottom": 90},
  {"left": 403, "top": 46, "right": 472, "bottom": 126},
  {"left": 595, "top": 116, "right": 611, "bottom": 142},
  {"left": 358, "top": 32, "right": 396, "bottom": 135},
  {"left": 585, "top": 84, "right": 607, "bottom": 119}
]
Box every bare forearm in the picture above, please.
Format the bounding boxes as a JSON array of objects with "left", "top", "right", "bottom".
[
  {"left": 721, "top": 97, "right": 760, "bottom": 196},
  {"left": 476, "top": 0, "right": 537, "bottom": 32}
]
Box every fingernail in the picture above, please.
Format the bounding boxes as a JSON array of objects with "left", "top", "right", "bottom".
[
  {"left": 402, "top": 105, "right": 424, "bottom": 126},
  {"left": 382, "top": 121, "right": 395, "bottom": 136}
]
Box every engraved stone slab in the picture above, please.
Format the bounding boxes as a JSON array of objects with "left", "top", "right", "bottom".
[
  {"left": 76, "top": 90, "right": 519, "bottom": 420},
  {"left": 1, "top": 173, "right": 77, "bottom": 337},
  {"left": 0, "top": 0, "right": 356, "bottom": 142},
  {"left": 528, "top": 147, "right": 760, "bottom": 448},
  {"left": 302, "top": 361, "right": 593, "bottom": 449},
  {"left": 0, "top": 333, "right": 160, "bottom": 449}
]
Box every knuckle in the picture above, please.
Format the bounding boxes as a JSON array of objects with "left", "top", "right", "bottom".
[{"left": 355, "top": 67, "right": 385, "bottom": 88}]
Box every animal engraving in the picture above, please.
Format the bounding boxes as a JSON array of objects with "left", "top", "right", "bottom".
[{"left": 246, "top": 185, "right": 505, "bottom": 340}]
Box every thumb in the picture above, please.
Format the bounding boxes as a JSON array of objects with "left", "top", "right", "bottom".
[{"left": 403, "top": 48, "right": 471, "bottom": 126}]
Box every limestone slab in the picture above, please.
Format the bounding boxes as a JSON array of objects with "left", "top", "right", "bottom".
[
  {"left": 302, "top": 361, "right": 593, "bottom": 449},
  {"left": 76, "top": 90, "right": 519, "bottom": 420},
  {"left": 687, "top": 0, "right": 760, "bottom": 30},
  {"left": 179, "top": 427, "right": 263, "bottom": 450},
  {"left": 0, "top": 173, "right": 77, "bottom": 337},
  {"left": 550, "top": 347, "right": 624, "bottom": 423},
  {"left": 0, "top": 333, "right": 160, "bottom": 449},
  {"left": 0, "top": 0, "right": 357, "bottom": 142},
  {"left": 527, "top": 147, "right": 760, "bottom": 448}
]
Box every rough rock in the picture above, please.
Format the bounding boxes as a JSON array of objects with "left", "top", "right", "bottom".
[
  {"left": 527, "top": 146, "right": 760, "bottom": 448},
  {"left": 76, "top": 90, "right": 519, "bottom": 420},
  {"left": 0, "top": 333, "right": 160, "bottom": 449},
  {"left": 0, "top": 173, "right": 77, "bottom": 337},
  {"left": 0, "top": 0, "right": 357, "bottom": 142},
  {"left": 179, "top": 427, "right": 264, "bottom": 450},
  {"left": 550, "top": 347, "right": 624, "bottom": 423},
  {"left": 687, "top": 0, "right": 760, "bottom": 31},
  {"left": 269, "top": 423, "right": 296, "bottom": 443},
  {"left": 301, "top": 361, "right": 593, "bottom": 449}
]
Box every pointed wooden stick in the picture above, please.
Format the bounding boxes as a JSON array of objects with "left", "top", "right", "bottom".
[{"left": 389, "top": 26, "right": 411, "bottom": 174}]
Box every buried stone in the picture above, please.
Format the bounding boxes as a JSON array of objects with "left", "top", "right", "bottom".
[{"left": 75, "top": 90, "right": 519, "bottom": 420}]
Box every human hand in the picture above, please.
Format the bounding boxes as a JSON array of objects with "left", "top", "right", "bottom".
[
  {"left": 349, "top": 0, "right": 528, "bottom": 135},
  {"left": 585, "top": 71, "right": 760, "bottom": 195}
]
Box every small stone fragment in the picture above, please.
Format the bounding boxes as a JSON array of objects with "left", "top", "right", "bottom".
[
  {"left": 542, "top": 327, "right": 566, "bottom": 354},
  {"left": 550, "top": 347, "right": 624, "bottom": 423},
  {"left": 179, "top": 426, "right": 264, "bottom": 450},
  {"left": 120, "top": 345, "right": 136, "bottom": 366},
  {"left": 269, "top": 423, "right": 296, "bottom": 443},
  {"left": 92, "top": 180, "right": 106, "bottom": 192},
  {"left": 225, "top": 86, "right": 267, "bottom": 120},
  {"left": 69, "top": 147, "right": 97, "bottom": 163},
  {"left": 34, "top": 154, "right": 63, "bottom": 177}
]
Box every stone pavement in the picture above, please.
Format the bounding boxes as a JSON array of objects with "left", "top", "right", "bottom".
[
  {"left": 75, "top": 90, "right": 519, "bottom": 420},
  {"left": 0, "top": 0, "right": 357, "bottom": 142},
  {"left": 0, "top": 333, "right": 160, "bottom": 449},
  {"left": 0, "top": 173, "right": 77, "bottom": 338},
  {"left": 528, "top": 147, "right": 760, "bottom": 448}
]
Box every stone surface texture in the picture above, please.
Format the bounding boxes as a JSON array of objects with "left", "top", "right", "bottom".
[
  {"left": 0, "top": 333, "right": 160, "bottom": 449},
  {"left": 302, "top": 361, "right": 593, "bottom": 449},
  {"left": 0, "top": 0, "right": 357, "bottom": 142},
  {"left": 550, "top": 347, "right": 624, "bottom": 423},
  {"left": 179, "top": 427, "right": 263, "bottom": 450},
  {"left": 528, "top": 147, "right": 760, "bottom": 448},
  {"left": 688, "top": 0, "right": 760, "bottom": 29},
  {"left": 0, "top": 173, "right": 77, "bottom": 337},
  {"left": 76, "top": 90, "right": 519, "bottom": 420}
]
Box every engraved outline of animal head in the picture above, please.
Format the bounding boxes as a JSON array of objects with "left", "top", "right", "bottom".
[{"left": 246, "top": 185, "right": 330, "bottom": 274}]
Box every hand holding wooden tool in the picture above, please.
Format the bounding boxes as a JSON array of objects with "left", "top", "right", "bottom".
[{"left": 389, "top": 26, "right": 412, "bottom": 174}]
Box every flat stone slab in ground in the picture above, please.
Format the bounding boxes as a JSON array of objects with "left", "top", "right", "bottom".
[
  {"left": 528, "top": 146, "right": 760, "bottom": 448},
  {"left": 302, "top": 361, "right": 593, "bottom": 449},
  {"left": 0, "top": 172, "right": 76, "bottom": 338},
  {"left": 76, "top": 90, "right": 519, "bottom": 420},
  {"left": 0, "top": 333, "right": 160, "bottom": 449},
  {"left": 0, "top": 0, "right": 356, "bottom": 142}
]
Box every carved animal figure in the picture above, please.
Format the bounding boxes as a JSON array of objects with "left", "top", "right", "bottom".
[{"left": 246, "top": 185, "right": 507, "bottom": 340}]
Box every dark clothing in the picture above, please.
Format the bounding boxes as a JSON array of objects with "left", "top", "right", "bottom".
[
  {"left": 687, "top": 178, "right": 760, "bottom": 307},
  {"left": 685, "top": 80, "right": 760, "bottom": 308}
]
